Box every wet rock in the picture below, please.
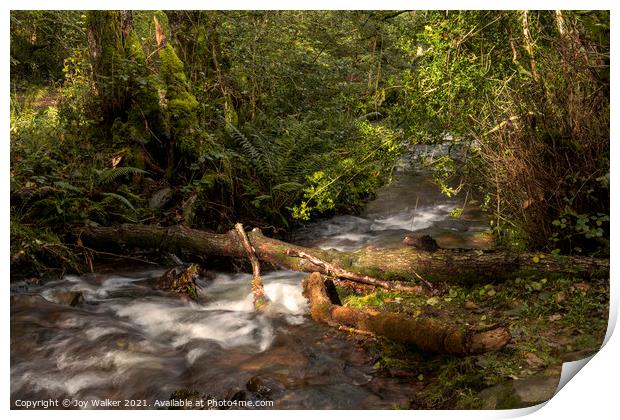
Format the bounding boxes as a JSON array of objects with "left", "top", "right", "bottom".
[
  {"left": 149, "top": 187, "right": 173, "bottom": 209},
  {"left": 246, "top": 375, "right": 285, "bottom": 398},
  {"left": 561, "top": 349, "right": 597, "bottom": 362},
  {"left": 10, "top": 281, "right": 32, "bottom": 293},
  {"left": 434, "top": 219, "right": 469, "bottom": 232},
  {"left": 477, "top": 375, "right": 559, "bottom": 409},
  {"left": 238, "top": 345, "right": 308, "bottom": 371},
  {"left": 11, "top": 294, "right": 60, "bottom": 312},
  {"left": 366, "top": 375, "right": 424, "bottom": 408},
  {"left": 25, "top": 277, "right": 42, "bottom": 286},
  {"left": 246, "top": 376, "right": 271, "bottom": 396},
  {"left": 403, "top": 234, "right": 439, "bottom": 252},
  {"left": 44, "top": 290, "right": 84, "bottom": 307},
  {"left": 226, "top": 388, "right": 248, "bottom": 403},
  {"left": 513, "top": 376, "right": 559, "bottom": 405},
  {"left": 276, "top": 382, "right": 383, "bottom": 409},
  {"left": 478, "top": 383, "right": 519, "bottom": 409},
  {"left": 168, "top": 389, "right": 201, "bottom": 410}
]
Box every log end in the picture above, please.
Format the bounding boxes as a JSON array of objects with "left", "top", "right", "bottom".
[{"left": 468, "top": 327, "right": 512, "bottom": 354}]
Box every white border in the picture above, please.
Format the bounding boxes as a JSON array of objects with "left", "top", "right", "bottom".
[{"left": 3, "top": 2, "right": 618, "bottom": 420}]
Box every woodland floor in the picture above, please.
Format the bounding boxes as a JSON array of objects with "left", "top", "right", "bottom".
[{"left": 334, "top": 271, "right": 609, "bottom": 409}]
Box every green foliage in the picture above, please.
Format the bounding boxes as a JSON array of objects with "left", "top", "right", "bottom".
[
  {"left": 383, "top": 11, "right": 609, "bottom": 255},
  {"left": 10, "top": 86, "right": 157, "bottom": 274},
  {"left": 97, "top": 166, "right": 149, "bottom": 185},
  {"left": 9, "top": 10, "right": 609, "bottom": 275},
  {"left": 551, "top": 209, "right": 609, "bottom": 255},
  {"left": 423, "top": 155, "right": 461, "bottom": 198},
  {"left": 159, "top": 44, "right": 202, "bottom": 157},
  {"left": 10, "top": 219, "right": 82, "bottom": 277},
  {"left": 11, "top": 10, "right": 408, "bottom": 276},
  {"left": 10, "top": 11, "right": 87, "bottom": 82},
  {"left": 343, "top": 291, "right": 385, "bottom": 309},
  {"left": 159, "top": 44, "right": 187, "bottom": 84},
  {"left": 291, "top": 121, "right": 402, "bottom": 220},
  {"left": 360, "top": 270, "right": 608, "bottom": 408}
]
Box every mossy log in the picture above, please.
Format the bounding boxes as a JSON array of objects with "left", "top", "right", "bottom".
[
  {"left": 302, "top": 272, "right": 511, "bottom": 354},
  {"left": 82, "top": 224, "right": 608, "bottom": 291}
]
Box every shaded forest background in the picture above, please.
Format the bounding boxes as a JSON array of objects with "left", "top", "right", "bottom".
[{"left": 10, "top": 10, "right": 609, "bottom": 277}]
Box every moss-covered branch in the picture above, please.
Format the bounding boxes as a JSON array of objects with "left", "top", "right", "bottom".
[
  {"left": 82, "top": 224, "right": 609, "bottom": 288},
  {"left": 302, "top": 272, "right": 512, "bottom": 354}
]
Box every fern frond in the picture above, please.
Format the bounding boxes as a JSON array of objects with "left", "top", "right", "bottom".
[
  {"left": 357, "top": 111, "right": 383, "bottom": 121},
  {"left": 100, "top": 192, "right": 136, "bottom": 212},
  {"left": 272, "top": 182, "right": 303, "bottom": 192},
  {"left": 97, "top": 167, "right": 148, "bottom": 185},
  {"left": 53, "top": 181, "right": 83, "bottom": 194},
  {"left": 228, "top": 124, "right": 272, "bottom": 176}
]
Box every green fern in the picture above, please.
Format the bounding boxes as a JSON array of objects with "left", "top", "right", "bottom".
[
  {"left": 97, "top": 166, "right": 148, "bottom": 185},
  {"left": 272, "top": 182, "right": 303, "bottom": 192},
  {"left": 251, "top": 194, "right": 272, "bottom": 208},
  {"left": 228, "top": 124, "right": 278, "bottom": 177},
  {"left": 100, "top": 192, "right": 136, "bottom": 212},
  {"left": 357, "top": 111, "right": 383, "bottom": 121},
  {"left": 53, "top": 181, "right": 83, "bottom": 194},
  {"left": 228, "top": 124, "right": 259, "bottom": 160}
]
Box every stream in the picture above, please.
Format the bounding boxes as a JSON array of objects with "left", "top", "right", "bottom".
[{"left": 11, "top": 145, "right": 491, "bottom": 409}]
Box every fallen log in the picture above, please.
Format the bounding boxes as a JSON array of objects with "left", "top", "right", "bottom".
[
  {"left": 81, "top": 224, "right": 428, "bottom": 294},
  {"left": 302, "top": 272, "right": 511, "bottom": 354},
  {"left": 284, "top": 248, "right": 428, "bottom": 294},
  {"left": 81, "top": 224, "right": 608, "bottom": 291}
]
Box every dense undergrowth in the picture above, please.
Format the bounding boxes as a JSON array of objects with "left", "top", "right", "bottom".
[
  {"left": 10, "top": 11, "right": 403, "bottom": 277},
  {"left": 10, "top": 11, "right": 609, "bottom": 277}
]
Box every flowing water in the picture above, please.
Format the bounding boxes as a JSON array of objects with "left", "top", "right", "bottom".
[{"left": 11, "top": 145, "right": 491, "bottom": 409}]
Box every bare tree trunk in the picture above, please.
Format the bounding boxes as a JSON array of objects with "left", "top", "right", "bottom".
[
  {"left": 554, "top": 10, "right": 566, "bottom": 36},
  {"left": 520, "top": 10, "right": 539, "bottom": 81}
]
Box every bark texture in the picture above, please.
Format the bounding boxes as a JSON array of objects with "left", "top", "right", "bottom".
[
  {"left": 81, "top": 224, "right": 609, "bottom": 288},
  {"left": 302, "top": 273, "right": 512, "bottom": 354},
  {"left": 234, "top": 223, "right": 269, "bottom": 308}
]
